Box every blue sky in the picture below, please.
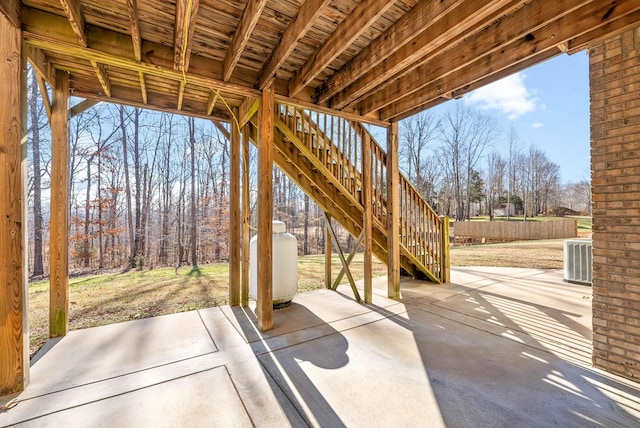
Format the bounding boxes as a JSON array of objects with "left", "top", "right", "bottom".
[{"left": 429, "top": 51, "right": 591, "bottom": 184}]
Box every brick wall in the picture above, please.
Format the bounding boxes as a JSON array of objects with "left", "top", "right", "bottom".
[{"left": 591, "top": 27, "right": 640, "bottom": 381}]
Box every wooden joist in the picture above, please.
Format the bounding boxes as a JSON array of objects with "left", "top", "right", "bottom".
[
  {"left": 59, "top": 0, "right": 87, "bottom": 46},
  {"left": 125, "top": 0, "right": 141, "bottom": 61},
  {"left": 223, "top": 0, "right": 267, "bottom": 82},
  {"left": 288, "top": 0, "right": 394, "bottom": 97},
  {"left": 359, "top": 0, "right": 593, "bottom": 115},
  {"left": 380, "top": 0, "right": 640, "bottom": 121},
  {"left": 258, "top": 0, "right": 331, "bottom": 89},
  {"left": 315, "top": 0, "right": 467, "bottom": 104},
  {"left": 329, "top": 0, "right": 522, "bottom": 109},
  {"left": 173, "top": 0, "right": 200, "bottom": 72}
]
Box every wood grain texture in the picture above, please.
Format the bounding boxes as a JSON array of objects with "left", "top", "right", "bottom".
[
  {"left": 0, "top": 12, "right": 27, "bottom": 396},
  {"left": 386, "top": 122, "right": 400, "bottom": 299},
  {"left": 241, "top": 125, "right": 250, "bottom": 307},
  {"left": 59, "top": 0, "right": 87, "bottom": 46},
  {"left": 258, "top": 0, "right": 331, "bottom": 89},
  {"left": 125, "top": 0, "right": 141, "bottom": 61},
  {"left": 359, "top": 0, "right": 592, "bottom": 115},
  {"left": 229, "top": 109, "right": 241, "bottom": 306},
  {"left": 49, "top": 69, "right": 70, "bottom": 338},
  {"left": 362, "top": 131, "right": 373, "bottom": 304},
  {"left": 330, "top": 0, "right": 522, "bottom": 109},
  {"left": 0, "top": 0, "right": 20, "bottom": 28},
  {"left": 223, "top": 0, "right": 268, "bottom": 82},
  {"left": 257, "top": 82, "right": 274, "bottom": 331},
  {"left": 316, "top": 0, "right": 466, "bottom": 104},
  {"left": 173, "top": 0, "right": 200, "bottom": 71},
  {"left": 324, "top": 216, "right": 332, "bottom": 289},
  {"left": 288, "top": 0, "right": 394, "bottom": 97}
]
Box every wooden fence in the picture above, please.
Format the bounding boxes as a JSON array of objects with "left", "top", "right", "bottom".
[{"left": 452, "top": 218, "right": 577, "bottom": 244}]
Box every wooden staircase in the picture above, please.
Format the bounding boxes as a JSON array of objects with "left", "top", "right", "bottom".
[{"left": 250, "top": 103, "right": 448, "bottom": 283}]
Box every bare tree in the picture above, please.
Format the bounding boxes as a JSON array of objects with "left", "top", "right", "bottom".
[
  {"left": 27, "top": 69, "right": 49, "bottom": 276},
  {"left": 438, "top": 104, "right": 499, "bottom": 220},
  {"left": 484, "top": 151, "right": 506, "bottom": 220}
]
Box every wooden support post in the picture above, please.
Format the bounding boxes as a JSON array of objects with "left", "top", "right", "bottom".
[
  {"left": 324, "top": 214, "right": 332, "bottom": 289},
  {"left": 257, "top": 82, "right": 274, "bottom": 331},
  {"left": 386, "top": 121, "right": 400, "bottom": 299},
  {"left": 362, "top": 131, "right": 373, "bottom": 304},
  {"left": 50, "top": 69, "right": 70, "bottom": 337},
  {"left": 241, "top": 124, "right": 250, "bottom": 307},
  {"left": 441, "top": 216, "right": 451, "bottom": 283},
  {"left": 0, "top": 10, "right": 29, "bottom": 395},
  {"left": 229, "top": 110, "right": 241, "bottom": 306}
]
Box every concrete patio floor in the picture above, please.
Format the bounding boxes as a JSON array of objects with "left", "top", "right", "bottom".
[{"left": 2, "top": 267, "right": 640, "bottom": 427}]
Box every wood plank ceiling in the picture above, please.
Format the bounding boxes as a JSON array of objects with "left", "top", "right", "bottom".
[{"left": 17, "top": 0, "right": 640, "bottom": 124}]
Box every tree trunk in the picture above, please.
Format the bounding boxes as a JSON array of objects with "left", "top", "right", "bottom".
[
  {"left": 29, "top": 72, "right": 45, "bottom": 276},
  {"left": 119, "top": 106, "right": 135, "bottom": 267},
  {"left": 189, "top": 118, "right": 198, "bottom": 268}
]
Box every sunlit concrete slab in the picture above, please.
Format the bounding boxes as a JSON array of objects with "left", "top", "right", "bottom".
[{"left": 2, "top": 267, "right": 639, "bottom": 427}]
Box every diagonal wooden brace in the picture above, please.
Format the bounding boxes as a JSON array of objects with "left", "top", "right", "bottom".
[{"left": 324, "top": 212, "right": 361, "bottom": 302}]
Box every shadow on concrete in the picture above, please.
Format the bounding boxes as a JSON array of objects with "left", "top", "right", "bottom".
[
  {"left": 228, "top": 303, "right": 349, "bottom": 427},
  {"left": 365, "top": 271, "right": 640, "bottom": 427}
]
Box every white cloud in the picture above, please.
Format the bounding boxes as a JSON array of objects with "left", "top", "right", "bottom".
[
  {"left": 531, "top": 122, "right": 544, "bottom": 128},
  {"left": 464, "top": 73, "right": 538, "bottom": 119}
]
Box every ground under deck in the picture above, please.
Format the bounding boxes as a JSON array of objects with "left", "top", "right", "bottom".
[{"left": 1, "top": 267, "right": 639, "bottom": 427}]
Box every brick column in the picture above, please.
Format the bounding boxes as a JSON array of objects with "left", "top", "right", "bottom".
[{"left": 590, "top": 27, "right": 640, "bottom": 381}]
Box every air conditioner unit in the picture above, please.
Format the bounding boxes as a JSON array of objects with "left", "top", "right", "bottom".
[{"left": 564, "top": 239, "right": 592, "bottom": 285}]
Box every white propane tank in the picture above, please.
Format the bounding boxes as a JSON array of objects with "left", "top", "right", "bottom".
[{"left": 250, "top": 220, "right": 298, "bottom": 306}]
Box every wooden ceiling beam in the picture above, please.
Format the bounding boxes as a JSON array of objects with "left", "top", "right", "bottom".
[
  {"left": 90, "top": 60, "right": 112, "bottom": 97},
  {"left": 329, "top": 0, "right": 523, "bottom": 109},
  {"left": 174, "top": 0, "right": 200, "bottom": 72},
  {"left": 359, "top": 0, "right": 593, "bottom": 115},
  {"left": 125, "top": 0, "right": 142, "bottom": 61},
  {"left": 379, "top": 0, "right": 640, "bottom": 121},
  {"left": 258, "top": 0, "right": 331, "bottom": 90},
  {"left": 59, "top": 0, "right": 87, "bottom": 47},
  {"left": 72, "top": 85, "right": 231, "bottom": 123},
  {"left": 391, "top": 49, "right": 558, "bottom": 123},
  {"left": 23, "top": 32, "right": 260, "bottom": 98},
  {"left": 567, "top": 9, "right": 640, "bottom": 52},
  {"left": 223, "top": 0, "right": 268, "bottom": 82},
  {"left": 288, "top": 0, "right": 394, "bottom": 98},
  {"left": 315, "top": 0, "right": 468, "bottom": 104}
]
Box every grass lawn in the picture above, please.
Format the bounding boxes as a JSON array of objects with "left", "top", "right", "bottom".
[
  {"left": 28, "top": 235, "right": 573, "bottom": 357},
  {"left": 449, "top": 239, "right": 565, "bottom": 270},
  {"left": 28, "top": 254, "right": 387, "bottom": 357}
]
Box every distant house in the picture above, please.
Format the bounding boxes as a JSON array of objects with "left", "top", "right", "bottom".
[{"left": 494, "top": 203, "right": 515, "bottom": 216}]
